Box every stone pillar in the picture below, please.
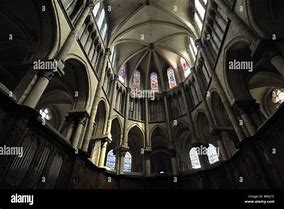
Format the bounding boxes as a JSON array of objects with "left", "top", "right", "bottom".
[
  {"left": 104, "top": 75, "right": 118, "bottom": 137},
  {"left": 144, "top": 148, "right": 151, "bottom": 177},
  {"left": 23, "top": 59, "right": 64, "bottom": 108},
  {"left": 98, "top": 137, "right": 112, "bottom": 167},
  {"left": 191, "top": 67, "right": 215, "bottom": 128},
  {"left": 116, "top": 147, "right": 128, "bottom": 175},
  {"left": 162, "top": 93, "right": 173, "bottom": 145},
  {"left": 145, "top": 98, "right": 150, "bottom": 147},
  {"left": 197, "top": 43, "right": 245, "bottom": 141},
  {"left": 180, "top": 84, "right": 199, "bottom": 140},
  {"left": 64, "top": 114, "right": 76, "bottom": 141},
  {"left": 122, "top": 88, "right": 131, "bottom": 146},
  {"left": 214, "top": 131, "right": 229, "bottom": 161},
  {"left": 65, "top": 121, "right": 75, "bottom": 141},
  {"left": 233, "top": 102, "right": 257, "bottom": 136},
  {"left": 200, "top": 154, "right": 210, "bottom": 170},
  {"left": 168, "top": 148, "right": 178, "bottom": 176},
  {"left": 82, "top": 49, "right": 110, "bottom": 151},
  {"left": 23, "top": 71, "right": 54, "bottom": 108},
  {"left": 71, "top": 111, "right": 89, "bottom": 148}
]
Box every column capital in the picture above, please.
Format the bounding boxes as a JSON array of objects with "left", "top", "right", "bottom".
[
  {"left": 35, "top": 59, "right": 65, "bottom": 78},
  {"left": 104, "top": 48, "right": 111, "bottom": 56},
  {"left": 68, "top": 110, "right": 89, "bottom": 125},
  {"left": 195, "top": 38, "right": 203, "bottom": 48}
]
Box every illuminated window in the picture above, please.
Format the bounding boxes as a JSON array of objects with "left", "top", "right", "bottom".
[
  {"left": 118, "top": 64, "right": 126, "bottom": 83},
  {"left": 133, "top": 70, "right": 141, "bottom": 90},
  {"left": 92, "top": 3, "right": 100, "bottom": 17},
  {"left": 195, "top": 13, "right": 203, "bottom": 31},
  {"left": 124, "top": 152, "right": 132, "bottom": 172},
  {"left": 97, "top": 9, "right": 105, "bottom": 29},
  {"left": 194, "top": 0, "right": 207, "bottom": 31},
  {"left": 167, "top": 68, "right": 177, "bottom": 89},
  {"left": 106, "top": 150, "right": 116, "bottom": 170},
  {"left": 272, "top": 89, "right": 284, "bottom": 106},
  {"left": 101, "top": 23, "right": 107, "bottom": 40},
  {"left": 39, "top": 108, "right": 52, "bottom": 121},
  {"left": 150, "top": 72, "right": 159, "bottom": 92},
  {"left": 207, "top": 144, "right": 219, "bottom": 164},
  {"left": 180, "top": 57, "right": 191, "bottom": 78},
  {"left": 189, "top": 147, "right": 201, "bottom": 169}
]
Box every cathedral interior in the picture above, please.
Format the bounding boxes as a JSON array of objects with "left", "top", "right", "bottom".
[{"left": 0, "top": 0, "right": 284, "bottom": 190}]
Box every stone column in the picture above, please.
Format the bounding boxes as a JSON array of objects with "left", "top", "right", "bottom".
[
  {"left": 82, "top": 49, "right": 110, "bottom": 151},
  {"left": 71, "top": 112, "right": 89, "bottom": 148},
  {"left": 180, "top": 85, "right": 198, "bottom": 140},
  {"left": 191, "top": 67, "right": 215, "bottom": 128},
  {"left": 168, "top": 148, "right": 178, "bottom": 176},
  {"left": 104, "top": 75, "right": 118, "bottom": 137},
  {"left": 145, "top": 98, "right": 150, "bottom": 147},
  {"left": 199, "top": 154, "right": 210, "bottom": 170},
  {"left": 23, "top": 71, "right": 54, "bottom": 108},
  {"left": 98, "top": 137, "right": 112, "bottom": 167},
  {"left": 214, "top": 131, "right": 229, "bottom": 161},
  {"left": 122, "top": 88, "right": 131, "bottom": 146},
  {"left": 116, "top": 148, "right": 128, "bottom": 175},
  {"left": 144, "top": 148, "right": 151, "bottom": 177},
  {"left": 64, "top": 114, "right": 76, "bottom": 141},
  {"left": 162, "top": 93, "right": 173, "bottom": 145},
  {"left": 197, "top": 43, "right": 245, "bottom": 141},
  {"left": 65, "top": 121, "right": 75, "bottom": 141},
  {"left": 233, "top": 102, "right": 257, "bottom": 136}
]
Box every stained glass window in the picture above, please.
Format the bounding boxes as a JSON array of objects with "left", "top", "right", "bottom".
[
  {"left": 118, "top": 64, "right": 126, "bottom": 83},
  {"left": 167, "top": 68, "right": 177, "bottom": 89},
  {"left": 133, "top": 70, "right": 141, "bottom": 90},
  {"left": 150, "top": 72, "right": 159, "bottom": 92},
  {"left": 180, "top": 57, "right": 191, "bottom": 78},
  {"left": 106, "top": 150, "right": 116, "bottom": 171},
  {"left": 272, "top": 89, "right": 284, "bottom": 107},
  {"left": 124, "top": 152, "right": 132, "bottom": 172},
  {"left": 207, "top": 144, "right": 219, "bottom": 164},
  {"left": 189, "top": 147, "right": 201, "bottom": 169},
  {"left": 39, "top": 108, "right": 52, "bottom": 121}
]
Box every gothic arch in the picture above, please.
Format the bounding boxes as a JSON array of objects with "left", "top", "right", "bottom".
[
  {"left": 223, "top": 38, "right": 252, "bottom": 101},
  {"left": 0, "top": 0, "right": 56, "bottom": 95},
  {"left": 93, "top": 100, "right": 107, "bottom": 137},
  {"left": 210, "top": 91, "right": 231, "bottom": 127},
  {"left": 150, "top": 127, "right": 172, "bottom": 174},
  {"left": 36, "top": 58, "right": 89, "bottom": 130},
  {"left": 127, "top": 125, "right": 144, "bottom": 173},
  {"left": 195, "top": 111, "right": 210, "bottom": 143}
]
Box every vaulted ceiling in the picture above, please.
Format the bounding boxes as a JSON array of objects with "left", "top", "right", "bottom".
[{"left": 105, "top": 0, "right": 198, "bottom": 90}]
